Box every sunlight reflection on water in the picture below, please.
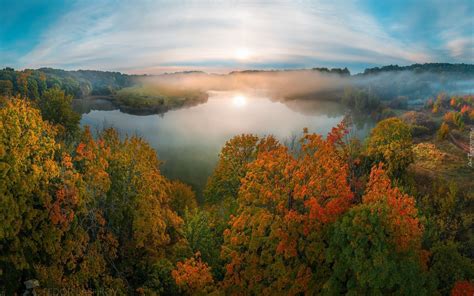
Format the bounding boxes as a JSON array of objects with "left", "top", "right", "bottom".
[{"left": 79, "top": 91, "right": 372, "bottom": 195}]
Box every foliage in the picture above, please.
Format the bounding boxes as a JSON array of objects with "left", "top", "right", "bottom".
[
  {"left": 417, "top": 180, "right": 472, "bottom": 245},
  {"left": 135, "top": 259, "right": 180, "bottom": 295},
  {"left": 362, "top": 164, "right": 423, "bottom": 251},
  {"left": 432, "top": 93, "right": 445, "bottom": 113},
  {"left": 324, "top": 164, "right": 429, "bottom": 294},
  {"left": 444, "top": 111, "right": 465, "bottom": 130},
  {"left": 172, "top": 253, "right": 214, "bottom": 295},
  {"left": 99, "top": 129, "right": 183, "bottom": 258},
  {"left": 429, "top": 242, "right": 474, "bottom": 295},
  {"left": 0, "top": 80, "right": 13, "bottom": 96},
  {"left": 0, "top": 67, "right": 135, "bottom": 99},
  {"left": 326, "top": 205, "right": 428, "bottom": 295},
  {"left": 38, "top": 87, "right": 81, "bottom": 138},
  {"left": 366, "top": 117, "right": 413, "bottom": 178},
  {"left": 115, "top": 85, "right": 208, "bottom": 114},
  {"left": 437, "top": 122, "right": 450, "bottom": 140},
  {"left": 1, "top": 90, "right": 471, "bottom": 295},
  {"left": 204, "top": 134, "right": 280, "bottom": 204},
  {"left": 169, "top": 180, "right": 197, "bottom": 217},
  {"left": 0, "top": 98, "right": 189, "bottom": 293},
  {"left": 400, "top": 111, "right": 436, "bottom": 137},
  {"left": 342, "top": 87, "right": 381, "bottom": 112},
  {"left": 221, "top": 123, "right": 354, "bottom": 294},
  {"left": 363, "top": 63, "right": 474, "bottom": 75},
  {"left": 451, "top": 281, "right": 474, "bottom": 296},
  {"left": 0, "top": 99, "right": 86, "bottom": 292},
  {"left": 183, "top": 209, "right": 222, "bottom": 279}
]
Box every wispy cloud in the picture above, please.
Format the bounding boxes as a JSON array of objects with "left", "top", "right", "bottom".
[{"left": 10, "top": 0, "right": 473, "bottom": 73}]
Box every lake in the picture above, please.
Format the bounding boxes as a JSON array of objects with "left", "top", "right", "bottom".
[{"left": 76, "top": 91, "right": 373, "bottom": 196}]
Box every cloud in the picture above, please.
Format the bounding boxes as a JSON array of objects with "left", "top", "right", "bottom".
[
  {"left": 434, "top": 1, "right": 474, "bottom": 61},
  {"left": 14, "top": 0, "right": 470, "bottom": 73},
  {"left": 446, "top": 38, "right": 473, "bottom": 58}
]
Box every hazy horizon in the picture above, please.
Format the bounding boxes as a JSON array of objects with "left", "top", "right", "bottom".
[{"left": 2, "top": 0, "right": 473, "bottom": 74}]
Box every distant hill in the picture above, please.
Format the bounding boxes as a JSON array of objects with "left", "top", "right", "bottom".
[
  {"left": 1, "top": 63, "right": 472, "bottom": 102},
  {"left": 0, "top": 67, "right": 139, "bottom": 99},
  {"left": 361, "top": 63, "right": 474, "bottom": 76},
  {"left": 37, "top": 68, "right": 138, "bottom": 96}
]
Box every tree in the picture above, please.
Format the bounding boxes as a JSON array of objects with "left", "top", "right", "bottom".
[
  {"left": 206, "top": 134, "right": 282, "bottom": 205},
  {"left": 204, "top": 134, "right": 281, "bottom": 265},
  {"left": 451, "top": 281, "right": 474, "bottom": 296},
  {"left": 342, "top": 87, "right": 380, "bottom": 112},
  {"left": 366, "top": 117, "right": 413, "bottom": 178},
  {"left": 16, "top": 71, "right": 30, "bottom": 97},
  {"left": 38, "top": 87, "right": 80, "bottom": 137},
  {"left": 27, "top": 78, "right": 39, "bottom": 99},
  {"left": 429, "top": 242, "right": 474, "bottom": 295},
  {"left": 172, "top": 253, "right": 214, "bottom": 295},
  {"left": 183, "top": 209, "right": 222, "bottom": 279},
  {"left": 417, "top": 180, "right": 471, "bottom": 244},
  {"left": 362, "top": 164, "right": 423, "bottom": 251},
  {"left": 437, "top": 122, "right": 450, "bottom": 140},
  {"left": 324, "top": 164, "right": 429, "bottom": 295},
  {"left": 325, "top": 203, "right": 430, "bottom": 295},
  {"left": 222, "top": 123, "right": 354, "bottom": 294},
  {"left": 205, "top": 134, "right": 265, "bottom": 204},
  {"left": 169, "top": 180, "right": 197, "bottom": 217},
  {"left": 76, "top": 128, "right": 186, "bottom": 292},
  {"left": 0, "top": 99, "right": 83, "bottom": 292},
  {"left": 0, "top": 80, "right": 13, "bottom": 96}
]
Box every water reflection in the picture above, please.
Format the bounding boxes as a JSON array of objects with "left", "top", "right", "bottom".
[
  {"left": 232, "top": 95, "right": 248, "bottom": 107},
  {"left": 78, "top": 91, "right": 372, "bottom": 196}
]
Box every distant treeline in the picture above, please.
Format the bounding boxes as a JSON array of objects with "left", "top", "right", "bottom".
[
  {"left": 362, "top": 63, "right": 474, "bottom": 76},
  {"left": 1, "top": 63, "right": 472, "bottom": 105},
  {"left": 0, "top": 67, "right": 137, "bottom": 99},
  {"left": 229, "top": 67, "right": 351, "bottom": 75}
]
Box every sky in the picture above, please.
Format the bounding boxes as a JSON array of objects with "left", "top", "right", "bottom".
[{"left": 0, "top": 0, "right": 473, "bottom": 74}]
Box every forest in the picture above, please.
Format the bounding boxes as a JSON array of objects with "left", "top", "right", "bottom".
[{"left": 0, "top": 64, "right": 473, "bottom": 295}]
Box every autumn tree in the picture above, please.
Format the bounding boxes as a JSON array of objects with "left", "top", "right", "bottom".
[
  {"left": 221, "top": 123, "right": 354, "bottom": 294},
  {"left": 325, "top": 203, "right": 430, "bottom": 294},
  {"left": 204, "top": 134, "right": 260, "bottom": 204},
  {"left": 0, "top": 99, "right": 84, "bottom": 292},
  {"left": 417, "top": 180, "right": 471, "bottom": 244},
  {"left": 170, "top": 180, "right": 197, "bottom": 217},
  {"left": 451, "top": 281, "right": 474, "bottom": 296},
  {"left": 366, "top": 117, "right": 413, "bottom": 178},
  {"left": 325, "top": 164, "right": 429, "bottom": 294},
  {"left": 204, "top": 134, "right": 280, "bottom": 265},
  {"left": 172, "top": 253, "right": 214, "bottom": 295},
  {"left": 0, "top": 80, "right": 13, "bottom": 97},
  {"left": 75, "top": 127, "right": 186, "bottom": 292},
  {"left": 38, "top": 87, "right": 80, "bottom": 138},
  {"left": 204, "top": 134, "right": 281, "bottom": 209},
  {"left": 437, "top": 122, "right": 450, "bottom": 140},
  {"left": 429, "top": 242, "right": 474, "bottom": 295},
  {"left": 16, "top": 71, "right": 30, "bottom": 98},
  {"left": 183, "top": 209, "right": 223, "bottom": 279}
]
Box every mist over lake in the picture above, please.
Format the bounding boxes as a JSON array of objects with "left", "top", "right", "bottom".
[{"left": 77, "top": 91, "right": 373, "bottom": 194}]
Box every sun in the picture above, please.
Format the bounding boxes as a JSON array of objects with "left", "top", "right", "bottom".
[
  {"left": 232, "top": 95, "right": 247, "bottom": 107},
  {"left": 234, "top": 47, "right": 251, "bottom": 60}
]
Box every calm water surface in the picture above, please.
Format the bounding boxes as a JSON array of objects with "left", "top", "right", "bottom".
[{"left": 77, "top": 91, "right": 372, "bottom": 195}]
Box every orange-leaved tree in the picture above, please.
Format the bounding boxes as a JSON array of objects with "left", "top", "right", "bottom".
[
  {"left": 221, "top": 123, "right": 354, "bottom": 295},
  {"left": 325, "top": 164, "right": 428, "bottom": 294},
  {"left": 204, "top": 134, "right": 280, "bottom": 205},
  {"left": 172, "top": 253, "right": 214, "bottom": 295}
]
